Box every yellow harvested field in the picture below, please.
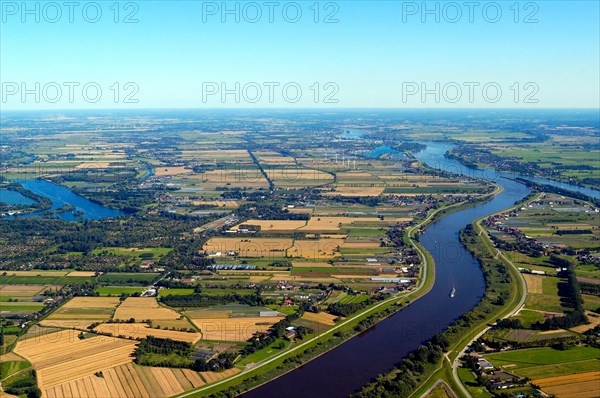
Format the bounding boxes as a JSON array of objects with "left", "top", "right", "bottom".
[
  {"left": 288, "top": 208, "right": 313, "bottom": 214},
  {"left": 154, "top": 166, "right": 191, "bottom": 176},
  {"left": 203, "top": 238, "right": 293, "bottom": 257},
  {"left": 259, "top": 157, "right": 296, "bottom": 164},
  {"left": 299, "top": 217, "right": 381, "bottom": 232},
  {"left": 293, "top": 261, "right": 333, "bottom": 268},
  {"left": 523, "top": 274, "right": 543, "bottom": 294},
  {"left": 46, "top": 297, "right": 120, "bottom": 320},
  {"left": 0, "top": 352, "right": 24, "bottom": 362},
  {"left": 67, "top": 271, "right": 98, "bottom": 277},
  {"left": 570, "top": 312, "right": 600, "bottom": 333},
  {"left": 0, "top": 285, "right": 46, "bottom": 296},
  {"left": 95, "top": 323, "right": 201, "bottom": 343},
  {"left": 230, "top": 219, "right": 306, "bottom": 231},
  {"left": 191, "top": 317, "right": 283, "bottom": 341},
  {"left": 192, "top": 200, "right": 239, "bottom": 207},
  {"left": 534, "top": 371, "right": 600, "bottom": 398},
  {"left": 114, "top": 297, "right": 181, "bottom": 321},
  {"left": 62, "top": 297, "right": 120, "bottom": 308},
  {"left": 323, "top": 186, "right": 385, "bottom": 197},
  {"left": 266, "top": 168, "right": 332, "bottom": 181},
  {"left": 44, "top": 363, "right": 208, "bottom": 398},
  {"left": 39, "top": 319, "right": 101, "bottom": 330},
  {"left": 249, "top": 275, "right": 272, "bottom": 282},
  {"left": 288, "top": 239, "right": 344, "bottom": 259},
  {"left": 14, "top": 330, "right": 137, "bottom": 390},
  {"left": 302, "top": 311, "right": 338, "bottom": 326},
  {"left": 199, "top": 368, "right": 240, "bottom": 384}
]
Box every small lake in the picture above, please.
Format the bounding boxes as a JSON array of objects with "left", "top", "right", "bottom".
[
  {"left": 6, "top": 180, "right": 124, "bottom": 221},
  {"left": 0, "top": 189, "right": 36, "bottom": 206}
]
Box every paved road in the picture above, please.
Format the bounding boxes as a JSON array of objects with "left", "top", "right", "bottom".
[{"left": 449, "top": 221, "right": 528, "bottom": 398}]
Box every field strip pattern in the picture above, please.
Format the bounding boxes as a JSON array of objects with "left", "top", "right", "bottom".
[
  {"left": 94, "top": 323, "right": 201, "bottom": 343},
  {"left": 534, "top": 371, "right": 600, "bottom": 398},
  {"left": 114, "top": 297, "right": 182, "bottom": 320},
  {"left": 14, "top": 330, "right": 137, "bottom": 390},
  {"left": 42, "top": 364, "right": 231, "bottom": 398}
]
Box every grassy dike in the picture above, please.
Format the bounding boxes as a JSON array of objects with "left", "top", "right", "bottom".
[
  {"left": 408, "top": 194, "right": 534, "bottom": 398},
  {"left": 175, "top": 194, "right": 500, "bottom": 398}
]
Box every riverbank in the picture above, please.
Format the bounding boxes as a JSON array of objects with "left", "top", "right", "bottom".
[
  {"left": 176, "top": 197, "right": 478, "bottom": 397},
  {"left": 409, "top": 195, "right": 535, "bottom": 398}
]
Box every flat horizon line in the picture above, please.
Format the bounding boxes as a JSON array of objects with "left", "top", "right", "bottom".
[{"left": 2, "top": 107, "right": 600, "bottom": 113}]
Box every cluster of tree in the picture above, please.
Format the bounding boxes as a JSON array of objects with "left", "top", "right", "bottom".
[
  {"left": 241, "top": 307, "right": 309, "bottom": 357},
  {"left": 236, "top": 203, "right": 309, "bottom": 221},
  {"left": 155, "top": 279, "right": 194, "bottom": 289},
  {"left": 160, "top": 292, "right": 263, "bottom": 308},
  {"left": 494, "top": 318, "right": 523, "bottom": 329},
  {"left": 555, "top": 229, "right": 592, "bottom": 235},
  {"left": 133, "top": 336, "right": 196, "bottom": 368},
  {"left": 135, "top": 336, "right": 192, "bottom": 357},
  {"left": 269, "top": 259, "right": 292, "bottom": 268},
  {"left": 488, "top": 233, "right": 543, "bottom": 258},
  {"left": 65, "top": 184, "right": 159, "bottom": 213},
  {"left": 580, "top": 282, "right": 600, "bottom": 296},
  {"left": 0, "top": 182, "right": 52, "bottom": 213},
  {"left": 516, "top": 178, "right": 600, "bottom": 207},
  {"left": 327, "top": 295, "right": 386, "bottom": 317},
  {"left": 192, "top": 352, "right": 237, "bottom": 371},
  {"left": 329, "top": 196, "right": 381, "bottom": 207},
  {"left": 248, "top": 151, "right": 275, "bottom": 190},
  {"left": 386, "top": 225, "right": 407, "bottom": 248},
  {"left": 1, "top": 213, "right": 212, "bottom": 270},
  {"left": 2, "top": 369, "right": 41, "bottom": 398},
  {"left": 392, "top": 142, "right": 426, "bottom": 153}
]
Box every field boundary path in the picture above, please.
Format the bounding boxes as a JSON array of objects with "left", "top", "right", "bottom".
[{"left": 448, "top": 195, "right": 534, "bottom": 398}]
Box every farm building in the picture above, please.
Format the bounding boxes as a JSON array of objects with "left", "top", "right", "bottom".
[{"left": 477, "top": 358, "right": 495, "bottom": 370}]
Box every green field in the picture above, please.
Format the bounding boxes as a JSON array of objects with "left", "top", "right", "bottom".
[
  {"left": 97, "top": 273, "right": 160, "bottom": 285},
  {"left": 91, "top": 247, "right": 172, "bottom": 258},
  {"left": 457, "top": 368, "right": 493, "bottom": 398},
  {"left": 0, "top": 361, "right": 30, "bottom": 380},
  {"left": 511, "top": 309, "right": 546, "bottom": 327},
  {"left": 0, "top": 302, "right": 45, "bottom": 313},
  {"left": 485, "top": 346, "right": 600, "bottom": 379},
  {"left": 95, "top": 286, "right": 144, "bottom": 296},
  {"left": 524, "top": 276, "right": 570, "bottom": 313},
  {"left": 0, "top": 275, "right": 94, "bottom": 285},
  {"left": 582, "top": 294, "right": 600, "bottom": 311},
  {"left": 158, "top": 288, "right": 195, "bottom": 296}
]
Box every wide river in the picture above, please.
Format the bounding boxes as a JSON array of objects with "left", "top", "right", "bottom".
[{"left": 242, "top": 142, "right": 598, "bottom": 398}]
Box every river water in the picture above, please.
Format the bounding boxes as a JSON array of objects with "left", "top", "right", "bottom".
[{"left": 242, "top": 141, "right": 599, "bottom": 398}]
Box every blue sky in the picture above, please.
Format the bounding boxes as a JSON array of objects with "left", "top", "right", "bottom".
[{"left": 1, "top": 1, "right": 599, "bottom": 109}]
